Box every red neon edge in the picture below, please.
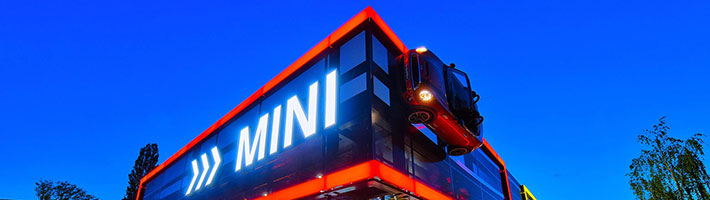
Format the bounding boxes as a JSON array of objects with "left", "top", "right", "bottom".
[
  {"left": 482, "top": 138, "right": 513, "bottom": 200},
  {"left": 252, "top": 160, "right": 453, "bottom": 200},
  {"left": 137, "top": 6, "right": 407, "bottom": 200}
]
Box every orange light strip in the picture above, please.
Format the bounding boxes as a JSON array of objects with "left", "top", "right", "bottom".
[
  {"left": 482, "top": 139, "right": 505, "bottom": 169},
  {"left": 481, "top": 139, "right": 513, "bottom": 200},
  {"left": 137, "top": 6, "right": 407, "bottom": 200},
  {"left": 501, "top": 169, "right": 513, "bottom": 200},
  {"left": 253, "top": 160, "right": 453, "bottom": 200},
  {"left": 364, "top": 8, "right": 408, "bottom": 54}
]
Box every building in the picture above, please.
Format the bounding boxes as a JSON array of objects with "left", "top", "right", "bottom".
[{"left": 137, "top": 7, "right": 536, "bottom": 200}]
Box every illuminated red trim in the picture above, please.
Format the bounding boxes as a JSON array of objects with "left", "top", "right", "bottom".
[
  {"left": 481, "top": 139, "right": 513, "bottom": 200},
  {"left": 501, "top": 169, "right": 513, "bottom": 200},
  {"left": 482, "top": 139, "right": 505, "bottom": 169},
  {"left": 253, "top": 160, "right": 453, "bottom": 200},
  {"left": 137, "top": 6, "right": 407, "bottom": 200}
]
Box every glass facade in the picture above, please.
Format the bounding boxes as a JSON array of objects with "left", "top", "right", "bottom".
[
  {"left": 141, "top": 19, "right": 527, "bottom": 200},
  {"left": 508, "top": 171, "right": 522, "bottom": 200}
]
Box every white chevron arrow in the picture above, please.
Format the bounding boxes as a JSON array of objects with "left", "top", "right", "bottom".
[
  {"left": 195, "top": 153, "right": 210, "bottom": 190},
  {"left": 185, "top": 160, "right": 199, "bottom": 195},
  {"left": 184, "top": 147, "right": 222, "bottom": 196},
  {"left": 206, "top": 147, "right": 221, "bottom": 185}
]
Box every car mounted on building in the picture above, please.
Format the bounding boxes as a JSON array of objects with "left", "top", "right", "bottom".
[{"left": 399, "top": 47, "right": 484, "bottom": 156}]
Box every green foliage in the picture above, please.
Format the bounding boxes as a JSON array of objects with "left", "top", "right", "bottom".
[
  {"left": 123, "top": 143, "right": 159, "bottom": 200},
  {"left": 628, "top": 117, "right": 710, "bottom": 200},
  {"left": 34, "top": 179, "right": 98, "bottom": 200}
]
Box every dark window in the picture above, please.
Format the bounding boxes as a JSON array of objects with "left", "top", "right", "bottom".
[
  {"left": 410, "top": 54, "right": 421, "bottom": 89},
  {"left": 446, "top": 68, "right": 472, "bottom": 113}
]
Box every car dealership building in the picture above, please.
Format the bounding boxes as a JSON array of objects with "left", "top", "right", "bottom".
[{"left": 137, "top": 7, "right": 536, "bottom": 200}]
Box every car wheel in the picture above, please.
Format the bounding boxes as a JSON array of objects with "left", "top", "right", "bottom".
[
  {"left": 408, "top": 110, "right": 433, "bottom": 123},
  {"left": 447, "top": 145, "right": 471, "bottom": 156}
]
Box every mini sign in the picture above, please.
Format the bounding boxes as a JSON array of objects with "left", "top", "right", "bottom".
[
  {"left": 184, "top": 70, "right": 338, "bottom": 196},
  {"left": 234, "top": 70, "right": 337, "bottom": 172}
]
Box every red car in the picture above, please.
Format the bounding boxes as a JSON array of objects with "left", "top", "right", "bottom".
[{"left": 399, "top": 47, "right": 484, "bottom": 156}]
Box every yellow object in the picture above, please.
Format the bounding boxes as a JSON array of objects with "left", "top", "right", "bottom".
[
  {"left": 415, "top": 46, "right": 428, "bottom": 54},
  {"left": 521, "top": 185, "right": 537, "bottom": 200}
]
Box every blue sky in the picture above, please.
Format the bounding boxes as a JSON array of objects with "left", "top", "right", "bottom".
[{"left": 1, "top": 1, "right": 709, "bottom": 199}]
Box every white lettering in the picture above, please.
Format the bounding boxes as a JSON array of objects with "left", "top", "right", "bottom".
[
  {"left": 235, "top": 114, "right": 269, "bottom": 171},
  {"left": 283, "top": 82, "right": 318, "bottom": 148},
  {"left": 269, "top": 105, "right": 281, "bottom": 155},
  {"left": 325, "top": 70, "right": 337, "bottom": 128}
]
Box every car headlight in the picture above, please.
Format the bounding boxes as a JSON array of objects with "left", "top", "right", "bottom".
[
  {"left": 419, "top": 90, "right": 433, "bottom": 102},
  {"left": 415, "top": 46, "right": 428, "bottom": 54}
]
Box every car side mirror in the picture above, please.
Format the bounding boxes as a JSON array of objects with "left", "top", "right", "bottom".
[{"left": 471, "top": 91, "right": 480, "bottom": 105}]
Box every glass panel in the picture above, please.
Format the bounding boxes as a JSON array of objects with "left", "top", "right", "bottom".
[
  {"left": 159, "top": 179, "right": 182, "bottom": 199},
  {"left": 372, "top": 36, "right": 389, "bottom": 74},
  {"left": 413, "top": 123, "right": 437, "bottom": 145},
  {"left": 473, "top": 149, "right": 503, "bottom": 193},
  {"left": 373, "top": 108, "right": 394, "bottom": 164},
  {"left": 412, "top": 148, "right": 453, "bottom": 196},
  {"left": 509, "top": 172, "right": 523, "bottom": 200},
  {"left": 483, "top": 185, "right": 505, "bottom": 200},
  {"left": 339, "top": 31, "right": 366, "bottom": 74},
  {"left": 373, "top": 76, "right": 390, "bottom": 106},
  {"left": 453, "top": 168, "right": 483, "bottom": 200},
  {"left": 340, "top": 73, "right": 367, "bottom": 102}
]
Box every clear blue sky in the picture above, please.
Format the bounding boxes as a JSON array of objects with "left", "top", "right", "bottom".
[{"left": 1, "top": 1, "right": 708, "bottom": 199}]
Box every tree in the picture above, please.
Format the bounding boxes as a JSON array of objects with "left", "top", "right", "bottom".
[
  {"left": 627, "top": 117, "right": 710, "bottom": 200},
  {"left": 34, "top": 179, "right": 98, "bottom": 200},
  {"left": 35, "top": 179, "right": 54, "bottom": 200},
  {"left": 123, "top": 143, "right": 159, "bottom": 200}
]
